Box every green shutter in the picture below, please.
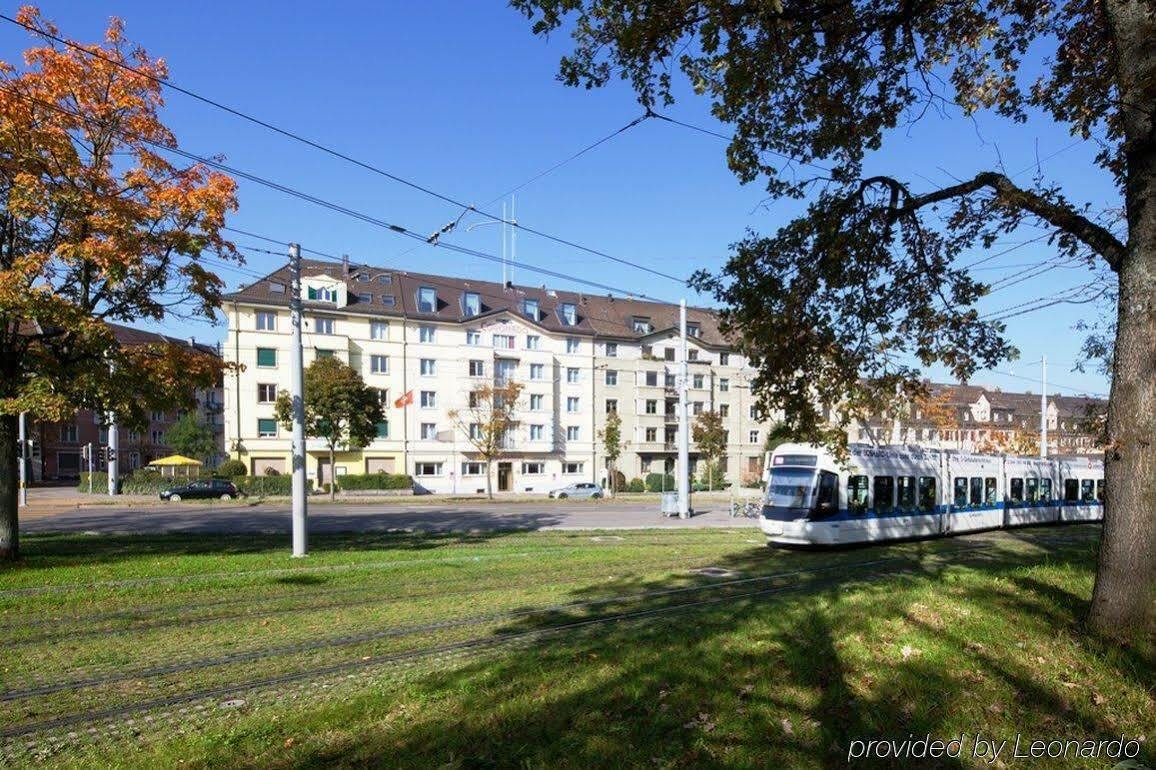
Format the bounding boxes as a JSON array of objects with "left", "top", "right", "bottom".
[
  {"left": 257, "top": 418, "right": 276, "bottom": 436},
  {"left": 316, "top": 349, "right": 334, "bottom": 359},
  {"left": 376, "top": 421, "right": 389, "bottom": 438},
  {"left": 256, "top": 348, "right": 276, "bottom": 367},
  {"left": 307, "top": 286, "right": 317, "bottom": 300}
]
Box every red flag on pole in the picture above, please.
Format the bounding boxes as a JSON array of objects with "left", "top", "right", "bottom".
[{"left": 394, "top": 389, "right": 414, "bottom": 409}]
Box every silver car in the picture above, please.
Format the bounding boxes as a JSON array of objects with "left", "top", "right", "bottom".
[{"left": 548, "top": 482, "right": 603, "bottom": 500}]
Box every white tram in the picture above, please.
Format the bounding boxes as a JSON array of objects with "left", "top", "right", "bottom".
[{"left": 759, "top": 443, "right": 1104, "bottom": 546}]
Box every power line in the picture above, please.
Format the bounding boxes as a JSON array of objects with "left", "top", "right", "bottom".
[
  {"left": 987, "top": 368, "right": 1107, "bottom": 398},
  {"left": 1, "top": 13, "right": 688, "bottom": 285}
]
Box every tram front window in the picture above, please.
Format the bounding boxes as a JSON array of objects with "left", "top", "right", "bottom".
[{"left": 765, "top": 468, "right": 815, "bottom": 509}]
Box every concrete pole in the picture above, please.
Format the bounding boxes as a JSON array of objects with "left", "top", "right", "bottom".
[
  {"left": 289, "top": 243, "right": 309, "bottom": 557},
  {"left": 18, "top": 412, "right": 27, "bottom": 507},
  {"left": 107, "top": 371, "right": 119, "bottom": 496},
  {"left": 1040, "top": 355, "right": 1048, "bottom": 458},
  {"left": 677, "top": 299, "right": 690, "bottom": 518}
]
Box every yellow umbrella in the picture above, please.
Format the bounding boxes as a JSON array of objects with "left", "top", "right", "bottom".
[{"left": 148, "top": 455, "right": 204, "bottom": 478}]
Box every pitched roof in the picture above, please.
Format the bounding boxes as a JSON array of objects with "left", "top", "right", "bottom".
[
  {"left": 106, "top": 321, "right": 218, "bottom": 357},
  {"left": 224, "top": 259, "right": 731, "bottom": 347}
]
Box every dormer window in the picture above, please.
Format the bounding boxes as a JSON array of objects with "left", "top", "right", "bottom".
[
  {"left": 560, "top": 302, "right": 577, "bottom": 326},
  {"left": 307, "top": 285, "right": 336, "bottom": 302},
  {"left": 523, "top": 298, "right": 540, "bottom": 321},
  {"left": 355, "top": 273, "right": 369, "bottom": 282},
  {"left": 687, "top": 323, "right": 700, "bottom": 338},
  {"left": 418, "top": 287, "right": 437, "bottom": 313},
  {"left": 632, "top": 316, "right": 652, "bottom": 333},
  {"left": 377, "top": 274, "right": 392, "bottom": 284},
  {"left": 463, "top": 292, "right": 481, "bottom": 317}
]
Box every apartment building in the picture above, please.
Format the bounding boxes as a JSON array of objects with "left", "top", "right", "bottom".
[
  {"left": 30, "top": 323, "right": 224, "bottom": 480},
  {"left": 222, "top": 259, "right": 779, "bottom": 493}
]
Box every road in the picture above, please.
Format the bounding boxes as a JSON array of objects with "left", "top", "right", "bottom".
[{"left": 19, "top": 497, "right": 760, "bottom": 535}]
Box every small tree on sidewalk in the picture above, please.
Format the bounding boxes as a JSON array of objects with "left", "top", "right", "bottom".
[
  {"left": 167, "top": 414, "right": 218, "bottom": 467},
  {"left": 274, "top": 357, "right": 382, "bottom": 501},
  {"left": 598, "top": 410, "right": 625, "bottom": 496},
  {"left": 448, "top": 380, "right": 523, "bottom": 499},
  {"left": 692, "top": 410, "right": 728, "bottom": 491}
]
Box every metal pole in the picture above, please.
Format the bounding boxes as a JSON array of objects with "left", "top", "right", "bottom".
[
  {"left": 18, "top": 412, "right": 27, "bottom": 507},
  {"left": 509, "top": 194, "right": 516, "bottom": 286},
  {"left": 677, "top": 299, "right": 690, "bottom": 518},
  {"left": 87, "top": 443, "right": 93, "bottom": 494},
  {"left": 1040, "top": 355, "right": 1048, "bottom": 458},
  {"left": 289, "top": 243, "right": 309, "bottom": 557},
  {"left": 107, "top": 379, "right": 119, "bottom": 496}
]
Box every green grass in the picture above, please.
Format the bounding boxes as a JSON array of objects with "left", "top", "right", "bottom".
[{"left": 0, "top": 526, "right": 1151, "bottom": 768}]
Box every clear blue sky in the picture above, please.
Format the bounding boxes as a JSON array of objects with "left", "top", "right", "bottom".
[{"left": 4, "top": 1, "right": 1115, "bottom": 398}]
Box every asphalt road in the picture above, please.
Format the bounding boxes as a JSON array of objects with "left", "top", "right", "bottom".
[{"left": 20, "top": 499, "right": 761, "bottom": 535}]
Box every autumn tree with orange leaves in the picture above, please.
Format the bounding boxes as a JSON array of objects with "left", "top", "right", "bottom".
[{"left": 0, "top": 8, "right": 239, "bottom": 560}]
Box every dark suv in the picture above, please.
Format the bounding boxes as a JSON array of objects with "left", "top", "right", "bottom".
[{"left": 160, "top": 479, "right": 240, "bottom": 501}]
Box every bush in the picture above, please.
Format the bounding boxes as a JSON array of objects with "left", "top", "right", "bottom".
[
  {"left": 336, "top": 473, "right": 413, "bottom": 491},
  {"left": 626, "top": 478, "right": 645, "bottom": 493},
  {"left": 233, "top": 475, "right": 310, "bottom": 497},
  {"left": 216, "top": 459, "right": 247, "bottom": 478},
  {"left": 603, "top": 469, "right": 626, "bottom": 493},
  {"left": 78, "top": 471, "right": 196, "bottom": 495},
  {"left": 644, "top": 473, "right": 675, "bottom": 493}
]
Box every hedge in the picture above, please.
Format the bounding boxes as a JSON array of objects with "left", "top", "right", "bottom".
[
  {"left": 216, "top": 459, "right": 248, "bottom": 477},
  {"left": 335, "top": 473, "right": 413, "bottom": 491},
  {"left": 234, "top": 475, "right": 311, "bottom": 496},
  {"left": 644, "top": 473, "right": 676, "bottom": 493},
  {"left": 626, "top": 477, "right": 646, "bottom": 493},
  {"left": 77, "top": 472, "right": 311, "bottom": 497}
]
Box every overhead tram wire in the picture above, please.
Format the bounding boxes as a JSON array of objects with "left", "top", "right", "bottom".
[
  {"left": 0, "top": 84, "right": 678, "bottom": 306},
  {"left": 0, "top": 13, "right": 687, "bottom": 285}
]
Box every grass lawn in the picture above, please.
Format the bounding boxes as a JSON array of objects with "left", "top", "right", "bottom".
[{"left": 0, "top": 525, "right": 1151, "bottom": 768}]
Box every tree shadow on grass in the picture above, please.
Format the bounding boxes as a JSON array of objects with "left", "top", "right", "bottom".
[{"left": 254, "top": 530, "right": 1151, "bottom": 770}]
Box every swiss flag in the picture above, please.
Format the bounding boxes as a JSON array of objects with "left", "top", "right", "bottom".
[{"left": 394, "top": 390, "right": 414, "bottom": 409}]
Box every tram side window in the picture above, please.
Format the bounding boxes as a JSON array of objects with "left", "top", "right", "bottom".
[
  {"left": 1009, "top": 478, "right": 1024, "bottom": 504},
  {"left": 984, "top": 477, "right": 998, "bottom": 505},
  {"left": 969, "top": 477, "right": 983, "bottom": 506},
  {"left": 1026, "top": 477, "right": 1040, "bottom": 504},
  {"left": 814, "top": 471, "right": 839, "bottom": 517},
  {"left": 1081, "top": 479, "right": 1095, "bottom": 502},
  {"left": 897, "top": 476, "right": 917, "bottom": 512},
  {"left": 1040, "top": 478, "right": 1052, "bottom": 502},
  {"left": 954, "top": 477, "right": 968, "bottom": 507},
  {"left": 848, "top": 475, "right": 869, "bottom": 515},
  {"left": 1064, "top": 479, "right": 1080, "bottom": 502},
  {"left": 918, "top": 476, "right": 937, "bottom": 512},
  {"left": 874, "top": 476, "right": 895, "bottom": 514},
  {"left": 1095, "top": 479, "right": 1104, "bottom": 502}
]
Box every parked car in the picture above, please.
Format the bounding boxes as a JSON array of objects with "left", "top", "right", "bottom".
[
  {"left": 160, "top": 479, "right": 240, "bottom": 501},
  {"left": 548, "top": 482, "right": 603, "bottom": 500}
]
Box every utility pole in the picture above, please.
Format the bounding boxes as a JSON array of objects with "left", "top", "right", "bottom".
[
  {"left": 107, "top": 361, "right": 119, "bottom": 496},
  {"left": 86, "top": 443, "right": 94, "bottom": 494},
  {"left": 1040, "top": 355, "right": 1048, "bottom": 458},
  {"left": 288, "top": 243, "right": 309, "bottom": 557},
  {"left": 509, "top": 194, "right": 516, "bottom": 286},
  {"left": 17, "top": 412, "right": 27, "bottom": 507},
  {"left": 677, "top": 299, "right": 690, "bottom": 518}
]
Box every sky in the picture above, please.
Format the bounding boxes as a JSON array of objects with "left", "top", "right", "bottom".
[{"left": 2, "top": 1, "right": 1117, "bottom": 398}]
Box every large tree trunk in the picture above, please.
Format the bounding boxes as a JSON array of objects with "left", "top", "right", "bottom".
[
  {"left": 1088, "top": 0, "right": 1156, "bottom": 641},
  {"left": 0, "top": 412, "right": 18, "bottom": 560}
]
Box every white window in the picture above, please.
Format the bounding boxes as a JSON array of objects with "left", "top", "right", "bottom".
[
  {"left": 256, "top": 311, "right": 276, "bottom": 331},
  {"left": 645, "top": 427, "right": 657, "bottom": 442},
  {"left": 530, "top": 363, "right": 544, "bottom": 380},
  {"left": 561, "top": 302, "right": 577, "bottom": 326},
  {"left": 605, "top": 370, "right": 618, "bottom": 386},
  {"left": 420, "top": 359, "right": 437, "bottom": 376},
  {"left": 645, "top": 400, "right": 657, "bottom": 414},
  {"left": 688, "top": 349, "right": 699, "bottom": 362},
  {"left": 522, "top": 461, "right": 545, "bottom": 474},
  {"left": 645, "top": 371, "right": 658, "bottom": 387},
  {"left": 461, "top": 461, "right": 485, "bottom": 476},
  {"left": 494, "top": 334, "right": 515, "bottom": 349},
  {"left": 466, "top": 329, "right": 481, "bottom": 346},
  {"left": 420, "top": 391, "right": 436, "bottom": 408},
  {"left": 151, "top": 429, "right": 165, "bottom": 444},
  {"left": 566, "top": 368, "right": 580, "bottom": 383},
  {"left": 719, "top": 378, "right": 730, "bottom": 392},
  {"left": 495, "top": 359, "right": 517, "bottom": 384},
  {"left": 257, "top": 383, "right": 277, "bottom": 403},
  {"left": 566, "top": 397, "right": 580, "bottom": 413},
  {"left": 60, "top": 424, "right": 78, "bottom": 442},
  {"left": 605, "top": 342, "right": 617, "bottom": 357},
  {"left": 749, "top": 405, "right": 761, "bottom": 420},
  {"left": 523, "top": 298, "right": 540, "bottom": 320},
  {"left": 720, "top": 352, "right": 730, "bottom": 365},
  {"left": 566, "top": 426, "right": 580, "bottom": 441},
  {"left": 463, "top": 292, "right": 481, "bottom": 317},
  {"left": 692, "top": 401, "right": 704, "bottom": 415},
  {"left": 420, "top": 423, "right": 437, "bottom": 440},
  {"left": 749, "top": 430, "right": 759, "bottom": 444},
  {"left": 151, "top": 410, "right": 165, "bottom": 421},
  {"left": 418, "top": 287, "right": 437, "bottom": 313},
  {"left": 692, "top": 374, "right": 704, "bottom": 389},
  {"left": 415, "top": 462, "right": 443, "bottom": 476},
  {"left": 370, "top": 320, "right": 388, "bottom": 340},
  {"left": 526, "top": 335, "right": 540, "bottom": 350},
  {"left": 307, "top": 285, "right": 336, "bottom": 302},
  {"left": 469, "top": 423, "right": 483, "bottom": 440},
  {"left": 530, "top": 394, "right": 544, "bottom": 410},
  {"left": 566, "top": 337, "right": 580, "bottom": 353},
  {"left": 313, "top": 317, "right": 334, "bottom": 335},
  {"left": 632, "top": 317, "right": 651, "bottom": 333},
  {"left": 468, "top": 360, "right": 485, "bottom": 377},
  {"left": 370, "top": 355, "right": 389, "bottom": 374},
  {"left": 419, "top": 325, "right": 436, "bottom": 343},
  {"left": 687, "top": 323, "right": 700, "bottom": 338},
  {"left": 529, "top": 424, "right": 544, "bottom": 440},
  {"left": 127, "top": 429, "right": 140, "bottom": 442},
  {"left": 605, "top": 399, "right": 618, "bottom": 414},
  {"left": 563, "top": 461, "right": 584, "bottom": 474}
]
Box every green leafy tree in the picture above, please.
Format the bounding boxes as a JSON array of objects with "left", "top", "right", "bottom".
[
  {"left": 598, "top": 410, "right": 624, "bottom": 495},
  {"left": 448, "top": 381, "right": 523, "bottom": 499},
  {"left": 692, "top": 410, "right": 727, "bottom": 491},
  {"left": 274, "top": 357, "right": 382, "bottom": 501},
  {"left": 514, "top": 0, "right": 1154, "bottom": 641},
  {"left": 166, "top": 413, "right": 218, "bottom": 466}
]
